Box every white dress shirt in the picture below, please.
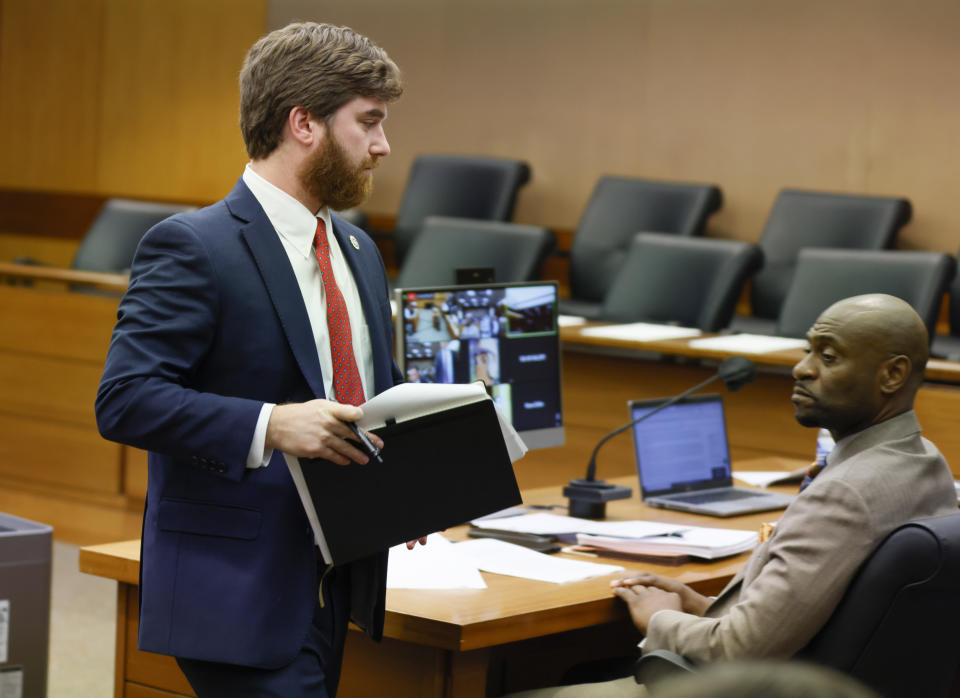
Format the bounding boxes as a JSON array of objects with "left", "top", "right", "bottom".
[{"left": 241, "top": 164, "right": 375, "bottom": 467}]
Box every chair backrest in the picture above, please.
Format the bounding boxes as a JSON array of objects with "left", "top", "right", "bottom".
[
  {"left": 392, "top": 155, "right": 531, "bottom": 265},
  {"left": 568, "top": 177, "right": 723, "bottom": 308},
  {"left": 71, "top": 198, "right": 196, "bottom": 273},
  {"left": 750, "top": 189, "right": 912, "bottom": 320},
  {"left": 775, "top": 248, "right": 955, "bottom": 340},
  {"left": 395, "top": 216, "right": 555, "bottom": 289},
  {"left": 600, "top": 233, "right": 761, "bottom": 332},
  {"left": 798, "top": 513, "right": 960, "bottom": 698}
]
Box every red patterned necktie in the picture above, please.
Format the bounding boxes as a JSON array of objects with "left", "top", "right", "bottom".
[{"left": 313, "top": 218, "right": 364, "bottom": 406}]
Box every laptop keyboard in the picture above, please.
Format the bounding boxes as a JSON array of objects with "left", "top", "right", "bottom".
[{"left": 674, "top": 489, "right": 764, "bottom": 504}]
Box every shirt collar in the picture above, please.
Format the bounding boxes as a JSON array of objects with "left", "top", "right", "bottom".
[{"left": 242, "top": 163, "right": 332, "bottom": 258}]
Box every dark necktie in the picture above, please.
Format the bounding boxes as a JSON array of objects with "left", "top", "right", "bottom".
[{"left": 313, "top": 218, "right": 364, "bottom": 406}]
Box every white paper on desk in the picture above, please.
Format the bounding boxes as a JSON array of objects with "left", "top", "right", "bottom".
[
  {"left": 455, "top": 538, "right": 624, "bottom": 583},
  {"left": 579, "top": 322, "right": 702, "bottom": 342},
  {"left": 356, "top": 382, "right": 527, "bottom": 462},
  {"left": 470, "top": 512, "right": 684, "bottom": 539},
  {"left": 733, "top": 471, "right": 798, "bottom": 488},
  {"left": 687, "top": 334, "right": 808, "bottom": 354},
  {"left": 558, "top": 314, "right": 587, "bottom": 327},
  {"left": 386, "top": 533, "right": 487, "bottom": 589}
]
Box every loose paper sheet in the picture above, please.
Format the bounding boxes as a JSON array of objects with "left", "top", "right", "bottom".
[
  {"left": 687, "top": 334, "right": 808, "bottom": 354},
  {"left": 387, "top": 534, "right": 487, "bottom": 589},
  {"left": 579, "top": 323, "right": 702, "bottom": 342},
  {"left": 454, "top": 538, "right": 624, "bottom": 583}
]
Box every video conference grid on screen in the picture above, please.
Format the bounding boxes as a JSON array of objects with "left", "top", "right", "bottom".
[{"left": 399, "top": 284, "right": 562, "bottom": 435}]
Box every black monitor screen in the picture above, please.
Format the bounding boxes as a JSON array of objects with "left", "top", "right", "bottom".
[{"left": 395, "top": 281, "right": 564, "bottom": 450}]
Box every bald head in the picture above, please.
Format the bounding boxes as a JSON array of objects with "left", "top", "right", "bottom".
[
  {"left": 791, "top": 294, "right": 928, "bottom": 440},
  {"left": 820, "top": 294, "right": 928, "bottom": 389}
]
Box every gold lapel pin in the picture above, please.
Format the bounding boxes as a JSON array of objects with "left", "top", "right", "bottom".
[{"left": 349, "top": 235, "right": 360, "bottom": 250}]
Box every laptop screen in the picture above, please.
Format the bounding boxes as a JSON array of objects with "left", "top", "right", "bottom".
[{"left": 628, "top": 393, "right": 733, "bottom": 497}]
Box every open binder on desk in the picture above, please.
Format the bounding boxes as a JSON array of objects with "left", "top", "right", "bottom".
[{"left": 286, "top": 383, "right": 525, "bottom": 566}]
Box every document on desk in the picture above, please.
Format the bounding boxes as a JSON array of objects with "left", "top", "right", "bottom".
[
  {"left": 558, "top": 314, "right": 587, "bottom": 327},
  {"left": 733, "top": 470, "right": 804, "bottom": 488},
  {"left": 387, "top": 534, "right": 487, "bottom": 589},
  {"left": 687, "top": 334, "right": 809, "bottom": 354},
  {"left": 455, "top": 538, "right": 624, "bottom": 583},
  {"left": 576, "top": 527, "right": 758, "bottom": 560},
  {"left": 579, "top": 322, "right": 702, "bottom": 342},
  {"left": 471, "top": 512, "right": 685, "bottom": 540},
  {"left": 287, "top": 382, "right": 523, "bottom": 566}
]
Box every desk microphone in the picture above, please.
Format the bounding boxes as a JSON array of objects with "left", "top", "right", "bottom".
[{"left": 563, "top": 356, "right": 758, "bottom": 519}]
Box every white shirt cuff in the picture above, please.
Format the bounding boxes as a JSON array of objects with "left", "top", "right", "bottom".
[{"left": 246, "top": 403, "right": 275, "bottom": 468}]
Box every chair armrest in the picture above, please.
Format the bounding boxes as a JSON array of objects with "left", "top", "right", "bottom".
[{"left": 634, "top": 649, "right": 697, "bottom": 685}]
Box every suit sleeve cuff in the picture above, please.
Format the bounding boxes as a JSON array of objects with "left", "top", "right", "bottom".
[{"left": 246, "top": 403, "right": 275, "bottom": 468}]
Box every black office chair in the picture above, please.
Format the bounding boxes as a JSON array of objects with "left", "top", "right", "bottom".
[
  {"left": 636, "top": 513, "right": 960, "bottom": 698},
  {"left": 599, "top": 233, "right": 762, "bottom": 332},
  {"left": 67, "top": 198, "right": 196, "bottom": 274},
  {"left": 931, "top": 248, "right": 960, "bottom": 361},
  {"left": 732, "top": 189, "right": 912, "bottom": 334},
  {"left": 391, "top": 155, "right": 531, "bottom": 265},
  {"left": 774, "top": 248, "right": 955, "bottom": 340},
  {"left": 394, "top": 216, "right": 555, "bottom": 289},
  {"left": 13, "top": 198, "right": 195, "bottom": 293},
  {"left": 561, "top": 176, "right": 723, "bottom": 320}
]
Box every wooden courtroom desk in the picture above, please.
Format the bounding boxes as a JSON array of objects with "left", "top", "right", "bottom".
[{"left": 79, "top": 465, "right": 804, "bottom": 698}]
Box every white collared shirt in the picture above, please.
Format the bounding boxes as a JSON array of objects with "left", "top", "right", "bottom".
[{"left": 242, "top": 164, "right": 375, "bottom": 467}]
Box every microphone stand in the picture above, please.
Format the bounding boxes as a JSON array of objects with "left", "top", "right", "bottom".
[{"left": 563, "top": 357, "right": 756, "bottom": 519}]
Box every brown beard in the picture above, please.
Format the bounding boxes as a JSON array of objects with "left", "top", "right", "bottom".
[{"left": 299, "top": 133, "right": 377, "bottom": 211}]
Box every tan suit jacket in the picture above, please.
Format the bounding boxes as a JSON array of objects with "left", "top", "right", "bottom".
[{"left": 644, "top": 410, "right": 957, "bottom": 662}]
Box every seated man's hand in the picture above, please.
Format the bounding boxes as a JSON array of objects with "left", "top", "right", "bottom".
[
  {"left": 612, "top": 584, "right": 682, "bottom": 634},
  {"left": 405, "top": 537, "right": 428, "bottom": 549},
  {"left": 611, "top": 572, "right": 711, "bottom": 616}
]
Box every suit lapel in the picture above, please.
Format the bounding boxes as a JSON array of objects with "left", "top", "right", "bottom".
[{"left": 226, "top": 179, "right": 327, "bottom": 399}]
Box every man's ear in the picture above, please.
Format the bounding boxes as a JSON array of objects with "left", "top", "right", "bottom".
[
  {"left": 286, "top": 106, "right": 324, "bottom": 147},
  {"left": 879, "top": 354, "right": 911, "bottom": 395}
]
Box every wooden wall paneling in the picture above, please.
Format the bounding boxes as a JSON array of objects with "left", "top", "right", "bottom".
[
  {"left": 0, "top": 283, "right": 118, "bottom": 361},
  {"left": 97, "top": 0, "right": 267, "bottom": 202},
  {"left": 123, "top": 447, "right": 149, "bottom": 501},
  {"left": 0, "top": 478, "right": 141, "bottom": 545},
  {"left": 0, "top": 0, "right": 105, "bottom": 191},
  {"left": 269, "top": 0, "right": 960, "bottom": 256},
  {"left": 0, "top": 232, "right": 79, "bottom": 266},
  {"left": 0, "top": 413, "right": 121, "bottom": 492}
]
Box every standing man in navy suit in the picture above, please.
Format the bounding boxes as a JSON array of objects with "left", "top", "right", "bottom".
[{"left": 96, "top": 22, "right": 415, "bottom": 697}]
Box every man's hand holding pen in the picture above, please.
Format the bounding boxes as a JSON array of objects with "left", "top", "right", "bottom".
[{"left": 264, "top": 399, "right": 384, "bottom": 465}]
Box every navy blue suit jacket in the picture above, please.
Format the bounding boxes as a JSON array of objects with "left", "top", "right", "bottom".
[{"left": 96, "top": 179, "right": 402, "bottom": 668}]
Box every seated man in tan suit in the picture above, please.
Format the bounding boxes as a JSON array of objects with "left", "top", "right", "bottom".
[{"left": 512, "top": 294, "right": 957, "bottom": 697}]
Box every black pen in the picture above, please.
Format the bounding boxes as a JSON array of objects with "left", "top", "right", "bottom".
[{"left": 346, "top": 420, "right": 383, "bottom": 463}]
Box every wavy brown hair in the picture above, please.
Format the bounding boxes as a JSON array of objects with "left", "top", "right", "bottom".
[{"left": 239, "top": 22, "right": 402, "bottom": 159}]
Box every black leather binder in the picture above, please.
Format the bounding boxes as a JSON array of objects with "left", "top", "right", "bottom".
[{"left": 296, "top": 398, "right": 522, "bottom": 565}]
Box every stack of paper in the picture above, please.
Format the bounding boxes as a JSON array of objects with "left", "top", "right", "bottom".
[
  {"left": 576, "top": 527, "right": 758, "bottom": 560},
  {"left": 472, "top": 513, "right": 759, "bottom": 560},
  {"left": 471, "top": 512, "right": 685, "bottom": 540}
]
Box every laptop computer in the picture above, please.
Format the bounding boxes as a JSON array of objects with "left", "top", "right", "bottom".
[{"left": 629, "top": 393, "right": 794, "bottom": 517}]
